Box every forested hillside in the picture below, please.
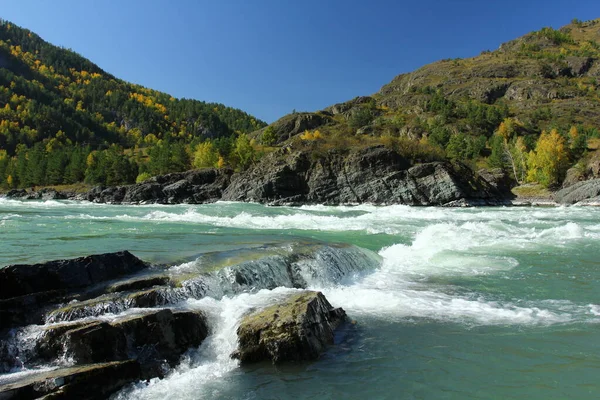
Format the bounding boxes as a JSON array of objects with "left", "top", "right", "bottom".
[
  {"left": 0, "top": 19, "right": 266, "bottom": 188},
  {"left": 3, "top": 18, "right": 600, "bottom": 191},
  {"left": 258, "top": 18, "right": 600, "bottom": 189}
]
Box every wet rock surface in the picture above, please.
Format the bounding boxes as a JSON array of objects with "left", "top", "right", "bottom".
[
  {"left": 0, "top": 251, "right": 148, "bottom": 301},
  {"left": 0, "top": 252, "right": 208, "bottom": 398},
  {"left": 0, "top": 361, "right": 141, "bottom": 400},
  {"left": 0, "top": 244, "right": 370, "bottom": 398},
  {"left": 232, "top": 291, "right": 347, "bottom": 364}
]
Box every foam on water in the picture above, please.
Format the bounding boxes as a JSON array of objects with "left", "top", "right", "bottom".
[
  {"left": 48, "top": 204, "right": 600, "bottom": 243},
  {"left": 115, "top": 288, "right": 301, "bottom": 400},
  {"left": 3, "top": 201, "right": 600, "bottom": 399}
]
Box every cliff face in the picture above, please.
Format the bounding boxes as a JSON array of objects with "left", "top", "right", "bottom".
[{"left": 222, "top": 146, "right": 508, "bottom": 206}]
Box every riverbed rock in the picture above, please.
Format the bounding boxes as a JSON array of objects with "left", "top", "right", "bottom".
[
  {"left": 37, "top": 309, "right": 208, "bottom": 371},
  {"left": 554, "top": 178, "right": 600, "bottom": 204},
  {"left": 0, "top": 360, "right": 141, "bottom": 400},
  {"left": 0, "top": 251, "right": 148, "bottom": 301},
  {"left": 232, "top": 291, "right": 347, "bottom": 364},
  {"left": 222, "top": 146, "right": 509, "bottom": 205},
  {"left": 0, "top": 251, "right": 148, "bottom": 331}
]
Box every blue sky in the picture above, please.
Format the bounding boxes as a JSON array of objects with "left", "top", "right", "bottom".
[{"left": 2, "top": 0, "right": 599, "bottom": 122}]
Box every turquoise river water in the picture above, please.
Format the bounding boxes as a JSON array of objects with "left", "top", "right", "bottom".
[{"left": 1, "top": 198, "right": 599, "bottom": 399}]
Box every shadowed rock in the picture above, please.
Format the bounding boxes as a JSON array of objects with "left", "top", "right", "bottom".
[
  {"left": 0, "top": 360, "right": 141, "bottom": 400},
  {"left": 0, "top": 251, "right": 148, "bottom": 301},
  {"left": 37, "top": 309, "right": 208, "bottom": 374}
]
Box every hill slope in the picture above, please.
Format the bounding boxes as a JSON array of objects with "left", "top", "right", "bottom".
[
  {"left": 259, "top": 18, "right": 600, "bottom": 189},
  {"left": 0, "top": 19, "right": 266, "bottom": 188}
]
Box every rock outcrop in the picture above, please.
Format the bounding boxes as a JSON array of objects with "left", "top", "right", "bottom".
[
  {"left": 37, "top": 309, "right": 208, "bottom": 375},
  {"left": 223, "top": 146, "right": 509, "bottom": 206},
  {"left": 3, "top": 145, "right": 512, "bottom": 206},
  {"left": 260, "top": 112, "right": 332, "bottom": 143},
  {"left": 0, "top": 244, "right": 373, "bottom": 396},
  {"left": 554, "top": 179, "right": 600, "bottom": 205},
  {"left": 0, "top": 251, "right": 210, "bottom": 398},
  {"left": 0, "top": 251, "right": 148, "bottom": 329},
  {"left": 78, "top": 168, "right": 233, "bottom": 204},
  {"left": 232, "top": 291, "right": 347, "bottom": 364},
  {"left": 0, "top": 251, "right": 148, "bottom": 301}
]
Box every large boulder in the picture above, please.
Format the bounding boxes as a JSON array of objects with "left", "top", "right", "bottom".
[
  {"left": 232, "top": 291, "right": 347, "bottom": 364},
  {"left": 0, "top": 251, "right": 148, "bottom": 330}
]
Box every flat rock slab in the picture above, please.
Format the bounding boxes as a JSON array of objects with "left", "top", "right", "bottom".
[
  {"left": 0, "top": 251, "right": 148, "bottom": 301},
  {"left": 232, "top": 291, "right": 346, "bottom": 364},
  {"left": 0, "top": 360, "right": 141, "bottom": 400}
]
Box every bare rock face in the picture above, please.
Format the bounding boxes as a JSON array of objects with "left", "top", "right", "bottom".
[
  {"left": 232, "top": 291, "right": 347, "bottom": 364},
  {"left": 0, "top": 251, "right": 211, "bottom": 397},
  {"left": 266, "top": 112, "right": 331, "bottom": 143},
  {"left": 222, "top": 146, "right": 510, "bottom": 206},
  {"left": 0, "top": 251, "right": 149, "bottom": 329},
  {"left": 554, "top": 179, "right": 600, "bottom": 204},
  {"left": 0, "top": 251, "right": 148, "bottom": 301}
]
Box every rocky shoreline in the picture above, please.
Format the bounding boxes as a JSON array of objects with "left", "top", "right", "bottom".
[
  {"left": 3, "top": 145, "right": 600, "bottom": 207},
  {"left": 2, "top": 146, "right": 515, "bottom": 207},
  {"left": 0, "top": 246, "right": 369, "bottom": 399}
]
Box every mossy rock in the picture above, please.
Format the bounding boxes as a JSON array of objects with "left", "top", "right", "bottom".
[{"left": 232, "top": 291, "right": 346, "bottom": 364}]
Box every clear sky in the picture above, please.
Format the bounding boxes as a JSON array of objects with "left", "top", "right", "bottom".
[{"left": 1, "top": 0, "right": 599, "bottom": 122}]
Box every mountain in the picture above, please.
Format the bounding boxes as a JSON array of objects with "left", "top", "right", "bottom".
[
  {"left": 258, "top": 18, "right": 600, "bottom": 189},
  {"left": 0, "top": 19, "right": 266, "bottom": 188},
  {"left": 3, "top": 18, "right": 600, "bottom": 195}
]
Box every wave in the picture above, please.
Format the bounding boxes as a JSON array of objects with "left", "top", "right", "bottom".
[
  {"left": 115, "top": 287, "right": 301, "bottom": 400},
  {"left": 50, "top": 205, "right": 600, "bottom": 243}
]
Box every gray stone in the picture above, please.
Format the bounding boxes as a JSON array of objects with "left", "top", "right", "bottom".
[
  {"left": 554, "top": 179, "right": 600, "bottom": 204},
  {"left": 232, "top": 291, "right": 346, "bottom": 364}
]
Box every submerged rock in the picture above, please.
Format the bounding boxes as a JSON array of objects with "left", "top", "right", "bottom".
[
  {"left": 0, "top": 360, "right": 141, "bottom": 399},
  {"left": 232, "top": 291, "right": 347, "bottom": 364}
]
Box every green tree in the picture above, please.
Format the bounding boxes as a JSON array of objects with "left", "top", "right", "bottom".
[
  {"left": 261, "top": 126, "right": 277, "bottom": 146},
  {"left": 193, "top": 141, "right": 219, "bottom": 168},
  {"left": 233, "top": 133, "right": 255, "bottom": 170}
]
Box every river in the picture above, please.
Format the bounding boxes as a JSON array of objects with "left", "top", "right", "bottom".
[{"left": 1, "top": 199, "right": 599, "bottom": 399}]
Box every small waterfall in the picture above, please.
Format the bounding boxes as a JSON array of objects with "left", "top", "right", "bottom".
[{"left": 44, "top": 243, "right": 381, "bottom": 324}]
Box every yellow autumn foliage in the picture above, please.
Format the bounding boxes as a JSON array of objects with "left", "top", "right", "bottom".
[
  {"left": 300, "top": 129, "right": 323, "bottom": 141},
  {"left": 527, "top": 129, "right": 569, "bottom": 187}
]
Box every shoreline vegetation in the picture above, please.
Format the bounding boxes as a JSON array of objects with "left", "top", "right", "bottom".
[{"left": 2, "top": 19, "right": 600, "bottom": 201}]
